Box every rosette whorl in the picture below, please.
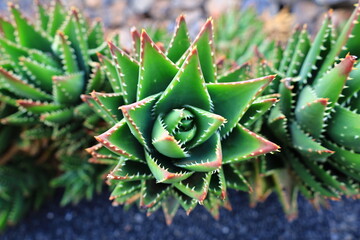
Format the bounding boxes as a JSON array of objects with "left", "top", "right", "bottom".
[{"left": 85, "top": 16, "right": 279, "bottom": 222}]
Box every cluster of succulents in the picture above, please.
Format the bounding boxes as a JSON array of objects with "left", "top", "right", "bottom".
[{"left": 0, "top": 0, "right": 359, "bottom": 231}]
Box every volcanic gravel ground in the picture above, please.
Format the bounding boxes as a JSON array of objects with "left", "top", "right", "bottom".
[{"left": 2, "top": 190, "right": 359, "bottom": 240}]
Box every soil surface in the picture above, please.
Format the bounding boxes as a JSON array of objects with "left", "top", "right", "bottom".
[{"left": 2, "top": 190, "right": 359, "bottom": 240}]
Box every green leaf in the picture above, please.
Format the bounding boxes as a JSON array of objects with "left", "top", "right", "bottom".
[
  {"left": 202, "top": 194, "right": 224, "bottom": 220},
  {"left": 313, "top": 55, "right": 355, "bottom": 107},
  {"left": 174, "top": 172, "right": 212, "bottom": 202},
  {"left": 35, "top": 1, "right": 50, "bottom": 31},
  {"left": 208, "top": 168, "right": 227, "bottom": 199},
  {"left": 16, "top": 99, "right": 62, "bottom": 114},
  {"left": 295, "top": 98, "right": 328, "bottom": 139},
  {"left": 53, "top": 72, "right": 84, "bottom": 104},
  {"left": 108, "top": 42, "right": 139, "bottom": 104},
  {"left": 81, "top": 94, "right": 117, "bottom": 124},
  {"left": 140, "top": 179, "right": 171, "bottom": 209},
  {"left": 316, "top": 7, "right": 360, "bottom": 80},
  {"left": 217, "top": 63, "right": 251, "bottom": 83},
  {"left": 0, "top": 68, "right": 52, "bottom": 101},
  {"left": 86, "top": 143, "right": 119, "bottom": 160},
  {"left": 162, "top": 108, "right": 192, "bottom": 133},
  {"left": 108, "top": 159, "right": 152, "bottom": 181},
  {"left": 240, "top": 96, "right": 278, "bottom": 127},
  {"left": 56, "top": 31, "right": 79, "bottom": 74},
  {"left": 328, "top": 158, "right": 360, "bottom": 182},
  {"left": 341, "top": 62, "right": 360, "bottom": 101},
  {"left": 1, "top": 111, "right": 39, "bottom": 125},
  {"left": 131, "top": 27, "right": 141, "bottom": 59},
  {"left": 47, "top": 0, "right": 66, "bottom": 37},
  {"left": 279, "top": 27, "right": 301, "bottom": 73},
  {"left": 338, "top": 5, "right": 360, "bottom": 58},
  {"left": 273, "top": 43, "right": 284, "bottom": 70},
  {"left": 278, "top": 77, "right": 293, "bottom": 118},
  {"left": 178, "top": 19, "right": 216, "bottom": 83},
  {"left": 28, "top": 49, "right": 60, "bottom": 69},
  {"left": 95, "top": 119, "right": 145, "bottom": 161},
  {"left": 61, "top": 8, "right": 89, "bottom": 74},
  {"left": 0, "top": 17, "right": 16, "bottom": 41},
  {"left": 175, "top": 133, "right": 222, "bottom": 172},
  {"left": 85, "top": 62, "right": 104, "bottom": 93},
  {"left": 120, "top": 93, "right": 160, "bottom": 150},
  {"left": 154, "top": 48, "right": 212, "bottom": 115},
  {"left": 166, "top": 15, "right": 191, "bottom": 63},
  {"left": 223, "top": 164, "right": 252, "bottom": 192},
  {"left": 327, "top": 105, "right": 360, "bottom": 152},
  {"left": 290, "top": 122, "right": 333, "bottom": 161},
  {"left": 286, "top": 25, "right": 310, "bottom": 77},
  {"left": 97, "top": 53, "right": 122, "bottom": 93},
  {"left": 110, "top": 181, "right": 141, "bottom": 201},
  {"left": 10, "top": 3, "right": 52, "bottom": 52},
  {"left": 40, "top": 108, "right": 73, "bottom": 125},
  {"left": 299, "top": 13, "right": 332, "bottom": 84},
  {"left": 145, "top": 152, "right": 193, "bottom": 183},
  {"left": 302, "top": 157, "right": 348, "bottom": 194},
  {"left": 0, "top": 38, "right": 29, "bottom": 67},
  {"left": 287, "top": 151, "right": 338, "bottom": 198},
  {"left": 19, "top": 57, "right": 62, "bottom": 92},
  {"left": 323, "top": 140, "right": 360, "bottom": 170},
  {"left": 90, "top": 91, "right": 124, "bottom": 121},
  {"left": 162, "top": 196, "right": 180, "bottom": 225},
  {"left": 207, "top": 75, "right": 274, "bottom": 137},
  {"left": 271, "top": 168, "right": 299, "bottom": 218},
  {"left": 173, "top": 190, "right": 198, "bottom": 214},
  {"left": 295, "top": 86, "right": 328, "bottom": 139},
  {"left": 87, "top": 19, "right": 104, "bottom": 50},
  {"left": 222, "top": 124, "right": 279, "bottom": 164},
  {"left": 152, "top": 115, "right": 189, "bottom": 158},
  {"left": 186, "top": 106, "right": 225, "bottom": 148},
  {"left": 137, "top": 31, "right": 178, "bottom": 100}
]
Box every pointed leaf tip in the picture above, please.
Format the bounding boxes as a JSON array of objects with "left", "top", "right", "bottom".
[
  {"left": 341, "top": 54, "right": 357, "bottom": 74},
  {"left": 178, "top": 14, "right": 186, "bottom": 22},
  {"left": 107, "top": 41, "right": 118, "bottom": 54},
  {"left": 7, "top": 2, "right": 15, "bottom": 8},
  {"left": 317, "top": 98, "right": 329, "bottom": 106}
]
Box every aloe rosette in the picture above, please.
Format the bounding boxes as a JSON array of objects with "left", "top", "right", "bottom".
[
  {"left": 85, "top": 15, "right": 279, "bottom": 223},
  {"left": 0, "top": 1, "right": 107, "bottom": 205},
  {"left": 255, "top": 5, "right": 360, "bottom": 218}
]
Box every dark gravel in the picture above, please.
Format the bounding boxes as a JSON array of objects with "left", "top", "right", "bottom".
[{"left": 2, "top": 190, "right": 359, "bottom": 240}]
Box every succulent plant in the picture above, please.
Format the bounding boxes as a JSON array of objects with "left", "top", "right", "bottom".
[
  {"left": 254, "top": 6, "right": 360, "bottom": 218},
  {"left": 0, "top": 102, "right": 51, "bottom": 230},
  {"left": 85, "top": 15, "right": 279, "bottom": 224},
  {"left": 214, "top": 8, "right": 275, "bottom": 67},
  {"left": 0, "top": 1, "right": 108, "bottom": 206},
  {"left": 213, "top": 6, "right": 296, "bottom": 72},
  {"left": 0, "top": 154, "right": 51, "bottom": 231}
]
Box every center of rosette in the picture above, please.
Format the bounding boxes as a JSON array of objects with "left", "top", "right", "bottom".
[
  {"left": 167, "top": 109, "right": 196, "bottom": 144},
  {"left": 152, "top": 108, "right": 197, "bottom": 158}
]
